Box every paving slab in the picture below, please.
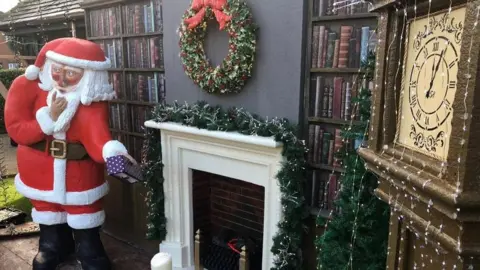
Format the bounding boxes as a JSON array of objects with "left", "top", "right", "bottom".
[{"left": 0, "top": 232, "right": 152, "bottom": 270}]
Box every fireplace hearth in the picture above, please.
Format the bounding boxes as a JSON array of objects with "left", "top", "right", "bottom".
[{"left": 144, "top": 121, "right": 284, "bottom": 269}]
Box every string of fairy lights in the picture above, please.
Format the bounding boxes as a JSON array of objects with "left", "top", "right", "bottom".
[
  {"left": 456, "top": 3, "right": 480, "bottom": 269},
  {"left": 370, "top": 0, "right": 480, "bottom": 268},
  {"left": 0, "top": 0, "right": 479, "bottom": 268},
  {"left": 376, "top": 0, "right": 448, "bottom": 268},
  {"left": 315, "top": 1, "right": 376, "bottom": 268},
  {"left": 313, "top": 0, "right": 480, "bottom": 269}
]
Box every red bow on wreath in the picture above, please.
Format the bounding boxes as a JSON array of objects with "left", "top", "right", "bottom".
[{"left": 184, "top": 0, "right": 232, "bottom": 30}]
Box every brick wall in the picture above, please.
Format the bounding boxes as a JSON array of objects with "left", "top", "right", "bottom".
[{"left": 192, "top": 170, "right": 265, "bottom": 242}]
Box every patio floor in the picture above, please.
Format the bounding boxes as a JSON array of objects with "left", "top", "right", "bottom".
[{"left": 0, "top": 232, "right": 152, "bottom": 270}]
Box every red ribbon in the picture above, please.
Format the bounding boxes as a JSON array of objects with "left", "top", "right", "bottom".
[{"left": 184, "top": 0, "right": 232, "bottom": 30}]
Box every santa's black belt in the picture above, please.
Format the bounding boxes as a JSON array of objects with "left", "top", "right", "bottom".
[{"left": 28, "top": 139, "right": 89, "bottom": 160}]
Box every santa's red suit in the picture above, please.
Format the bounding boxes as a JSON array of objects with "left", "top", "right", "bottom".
[{"left": 5, "top": 38, "right": 126, "bottom": 230}]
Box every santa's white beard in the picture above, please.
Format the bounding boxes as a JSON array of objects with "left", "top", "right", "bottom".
[
  {"left": 38, "top": 59, "right": 116, "bottom": 104},
  {"left": 47, "top": 88, "right": 81, "bottom": 133}
]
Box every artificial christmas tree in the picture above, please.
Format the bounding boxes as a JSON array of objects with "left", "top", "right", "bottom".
[{"left": 316, "top": 53, "right": 390, "bottom": 270}]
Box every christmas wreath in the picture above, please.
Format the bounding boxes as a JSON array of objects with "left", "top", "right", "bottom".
[{"left": 179, "top": 0, "right": 257, "bottom": 94}]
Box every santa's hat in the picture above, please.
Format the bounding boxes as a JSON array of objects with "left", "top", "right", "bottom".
[{"left": 25, "top": 38, "right": 111, "bottom": 81}]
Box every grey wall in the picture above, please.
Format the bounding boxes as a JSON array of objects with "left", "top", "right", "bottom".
[{"left": 163, "top": 0, "right": 305, "bottom": 122}]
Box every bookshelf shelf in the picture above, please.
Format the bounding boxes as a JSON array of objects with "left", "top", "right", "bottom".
[
  {"left": 310, "top": 68, "right": 363, "bottom": 74},
  {"left": 309, "top": 163, "right": 345, "bottom": 173},
  {"left": 88, "top": 35, "right": 122, "bottom": 40},
  {"left": 110, "top": 100, "right": 156, "bottom": 106},
  {"left": 84, "top": 0, "right": 165, "bottom": 162},
  {"left": 110, "top": 129, "right": 146, "bottom": 138},
  {"left": 124, "top": 68, "right": 165, "bottom": 72},
  {"left": 310, "top": 207, "right": 331, "bottom": 218},
  {"left": 312, "top": 13, "right": 378, "bottom": 22},
  {"left": 302, "top": 0, "right": 377, "bottom": 215},
  {"left": 123, "top": 32, "right": 163, "bottom": 38},
  {"left": 308, "top": 117, "right": 364, "bottom": 126}
]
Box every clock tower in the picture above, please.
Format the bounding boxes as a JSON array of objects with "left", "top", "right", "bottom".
[{"left": 359, "top": 0, "right": 480, "bottom": 268}]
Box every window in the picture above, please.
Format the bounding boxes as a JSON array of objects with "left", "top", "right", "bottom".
[{"left": 8, "top": 63, "right": 20, "bottom": 69}]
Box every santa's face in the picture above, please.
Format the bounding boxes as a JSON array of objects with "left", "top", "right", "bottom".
[{"left": 51, "top": 62, "right": 84, "bottom": 94}]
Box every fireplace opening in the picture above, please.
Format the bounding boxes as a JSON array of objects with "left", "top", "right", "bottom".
[{"left": 192, "top": 170, "right": 265, "bottom": 270}]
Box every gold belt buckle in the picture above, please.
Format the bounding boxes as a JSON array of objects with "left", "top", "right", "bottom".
[{"left": 50, "top": 139, "right": 67, "bottom": 159}]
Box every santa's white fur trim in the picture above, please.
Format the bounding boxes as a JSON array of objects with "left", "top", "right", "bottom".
[
  {"left": 25, "top": 65, "right": 40, "bottom": 80},
  {"left": 31, "top": 208, "right": 67, "bottom": 225},
  {"left": 35, "top": 106, "right": 55, "bottom": 135},
  {"left": 15, "top": 174, "right": 109, "bottom": 206},
  {"left": 67, "top": 210, "right": 105, "bottom": 229},
  {"left": 46, "top": 51, "right": 111, "bottom": 70},
  {"left": 102, "top": 140, "right": 127, "bottom": 161}
]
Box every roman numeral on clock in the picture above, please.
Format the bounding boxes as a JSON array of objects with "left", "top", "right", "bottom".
[
  {"left": 410, "top": 94, "right": 417, "bottom": 106},
  {"left": 433, "top": 42, "right": 439, "bottom": 51},
  {"left": 449, "top": 81, "right": 457, "bottom": 89},
  {"left": 416, "top": 109, "right": 422, "bottom": 120},
  {"left": 436, "top": 114, "right": 440, "bottom": 123},
  {"left": 410, "top": 81, "right": 417, "bottom": 88},
  {"left": 425, "top": 116, "right": 430, "bottom": 126},
  {"left": 423, "top": 48, "right": 428, "bottom": 57},
  {"left": 449, "top": 59, "right": 458, "bottom": 68},
  {"left": 444, "top": 99, "right": 452, "bottom": 109}
]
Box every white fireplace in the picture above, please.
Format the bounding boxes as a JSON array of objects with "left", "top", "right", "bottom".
[{"left": 144, "top": 121, "right": 284, "bottom": 270}]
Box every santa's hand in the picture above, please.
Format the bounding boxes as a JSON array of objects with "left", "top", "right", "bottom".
[
  {"left": 119, "top": 152, "right": 138, "bottom": 165},
  {"left": 50, "top": 92, "right": 67, "bottom": 121}
]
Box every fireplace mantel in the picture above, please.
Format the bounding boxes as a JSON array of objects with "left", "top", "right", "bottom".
[{"left": 144, "top": 121, "right": 284, "bottom": 270}]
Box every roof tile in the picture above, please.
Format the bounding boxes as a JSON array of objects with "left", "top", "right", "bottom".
[{"left": 0, "top": 0, "right": 84, "bottom": 26}]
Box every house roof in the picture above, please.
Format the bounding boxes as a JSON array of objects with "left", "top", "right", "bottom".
[{"left": 0, "top": 0, "right": 84, "bottom": 29}]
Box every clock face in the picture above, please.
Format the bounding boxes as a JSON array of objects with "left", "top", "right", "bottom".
[
  {"left": 397, "top": 7, "right": 465, "bottom": 161},
  {"left": 409, "top": 36, "right": 457, "bottom": 131}
]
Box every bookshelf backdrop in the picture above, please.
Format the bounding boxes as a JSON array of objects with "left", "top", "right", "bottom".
[
  {"left": 303, "top": 0, "right": 377, "bottom": 216},
  {"left": 84, "top": 0, "right": 166, "bottom": 163}
]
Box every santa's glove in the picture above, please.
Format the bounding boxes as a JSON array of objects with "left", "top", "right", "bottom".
[{"left": 36, "top": 106, "right": 55, "bottom": 135}]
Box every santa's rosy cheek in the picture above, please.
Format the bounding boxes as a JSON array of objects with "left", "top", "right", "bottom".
[
  {"left": 65, "top": 75, "right": 82, "bottom": 86},
  {"left": 52, "top": 73, "right": 61, "bottom": 82}
]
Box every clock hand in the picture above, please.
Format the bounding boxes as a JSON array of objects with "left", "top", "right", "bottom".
[
  {"left": 426, "top": 46, "right": 447, "bottom": 98},
  {"left": 426, "top": 56, "right": 437, "bottom": 98}
]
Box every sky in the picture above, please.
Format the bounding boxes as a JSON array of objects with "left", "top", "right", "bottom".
[{"left": 0, "top": 0, "right": 19, "bottom": 13}]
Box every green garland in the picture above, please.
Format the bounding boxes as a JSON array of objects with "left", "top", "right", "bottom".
[
  {"left": 179, "top": 0, "right": 257, "bottom": 94},
  {"left": 142, "top": 128, "right": 166, "bottom": 240},
  {"left": 143, "top": 101, "right": 308, "bottom": 269}
]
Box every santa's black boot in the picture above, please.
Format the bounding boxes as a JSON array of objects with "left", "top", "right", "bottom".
[
  {"left": 58, "top": 223, "right": 75, "bottom": 260},
  {"left": 73, "top": 226, "right": 112, "bottom": 270},
  {"left": 33, "top": 224, "right": 74, "bottom": 270}
]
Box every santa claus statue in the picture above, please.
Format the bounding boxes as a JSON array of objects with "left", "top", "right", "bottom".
[{"left": 5, "top": 38, "right": 133, "bottom": 270}]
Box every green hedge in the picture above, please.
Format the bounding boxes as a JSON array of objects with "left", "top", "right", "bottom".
[{"left": 0, "top": 69, "right": 25, "bottom": 133}]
